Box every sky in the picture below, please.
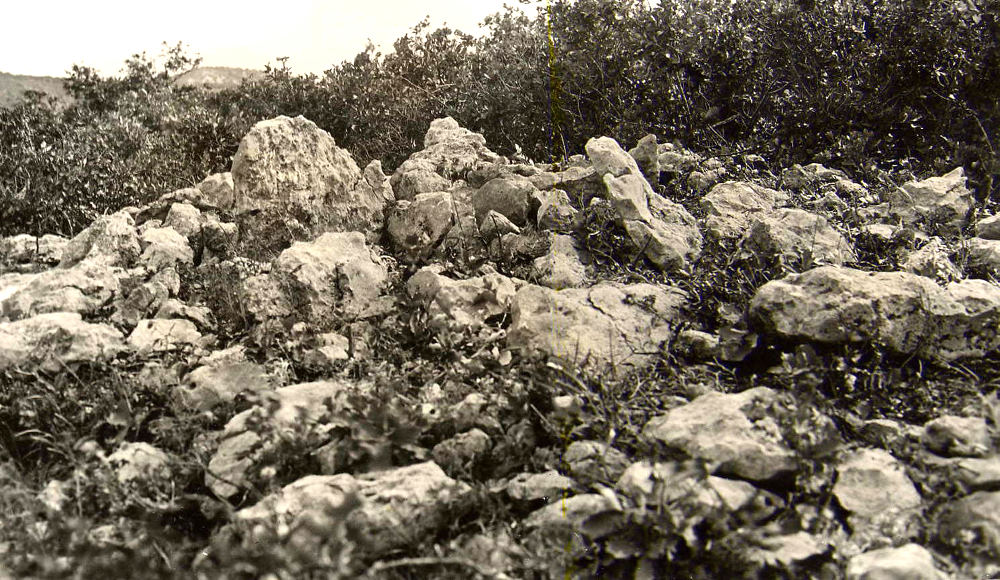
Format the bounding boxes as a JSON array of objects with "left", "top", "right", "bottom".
[{"left": 1, "top": 0, "right": 541, "bottom": 77}]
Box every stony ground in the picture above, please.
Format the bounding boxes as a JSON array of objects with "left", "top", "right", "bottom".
[{"left": 1, "top": 116, "right": 1000, "bottom": 579}]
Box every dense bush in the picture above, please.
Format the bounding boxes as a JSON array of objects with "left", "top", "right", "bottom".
[{"left": 1, "top": 0, "right": 997, "bottom": 236}]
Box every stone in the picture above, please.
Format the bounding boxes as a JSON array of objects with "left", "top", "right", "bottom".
[
  {"left": 207, "top": 380, "right": 362, "bottom": 497},
  {"left": 859, "top": 419, "right": 913, "bottom": 450},
  {"left": 922, "top": 415, "right": 992, "bottom": 458},
  {"left": 472, "top": 176, "right": 540, "bottom": 227},
  {"left": 885, "top": 167, "right": 973, "bottom": 233},
  {"left": 248, "top": 232, "right": 389, "bottom": 326},
  {"left": 936, "top": 490, "right": 1000, "bottom": 558},
  {"left": 675, "top": 329, "right": 720, "bottom": 360},
  {"left": 642, "top": 388, "right": 797, "bottom": 482},
  {"left": 506, "top": 471, "right": 575, "bottom": 502},
  {"left": 563, "top": 441, "right": 630, "bottom": 485},
  {"left": 196, "top": 172, "right": 235, "bottom": 209},
  {"left": 508, "top": 282, "right": 686, "bottom": 370},
  {"left": 236, "top": 462, "right": 470, "bottom": 558},
  {"left": 0, "top": 234, "right": 67, "bottom": 267},
  {"left": 407, "top": 267, "right": 522, "bottom": 333},
  {"left": 478, "top": 210, "right": 521, "bottom": 241},
  {"left": 976, "top": 213, "right": 1000, "bottom": 240},
  {"left": 701, "top": 181, "right": 789, "bottom": 239},
  {"left": 749, "top": 266, "right": 1000, "bottom": 362},
  {"left": 833, "top": 448, "right": 922, "bottom": 525},
  {"left": 107, "top": 442, "right": 171, "bottom": 484},
  {"left": 967, "top": 237, "right": 1000, "bottom": 274},
  {"left": 431, "top": 429, "right": 492, "bottom": 472},
  {"left": 231, "top": 115, "right": 385, "bottom": 243},
  {"left": 1, "top": 262, "right": 121, "bottom": 321},
  {"left": 781, "top": 163, "right": 847, "bottom": 190},
  {"left": 950, "top": 457, "right": 1000, "bottom": 490},
  {"left": 59, "top": 211, "right": 140, "bottom": 268},
  {"left": 628, "top": 133, "right": 660, "bottom": 181},
  {"left": 532, "top": 234, "right": 589, "bottom": 289},
  {"left": 586, "top": 136, "right": 643, "bottom": 177},
  {"left": 200, "top": 216, "right": 238, "bottom": 261},
  {"left": 902, "top": 237, "right": 962, "bottom": 282},
  {"left": 154, "top": 299, "right": 213, "bottom": 329},
  {"left": 358, "top": 160, "right": 394, "bottom": 203},
  {"left": 524, "top": 493, "right": 620, "bottom": 530},
  {"left": 127, "top": 318, "right": 202, "bottom": 354},
  {"left": 139, "top": 227, "right": 194, "bottom": 271},
  {"left": 688, "top": 168, "right": 727, "bottom": 191},
  {"left": 528, "top": 166, "right": 600, "bottom": 202},
  {"left": 175, "top": 360, "right": 273, "bottom": 412},
  {"left": 536, "top": 189, "right": 579, "bottom": 233},
  {"left": 0, "top": 313, "right": 125, "bottom": 372},
  {"left": 846, "top": 543, "right": 944, "bottom": 580},
  {"left": 163, "top": 203, "right": 203, "bottom": 243},
  {"left": 386, "top": 192, "right": 461, "bottom": 263},
  {"left": 389, "top": 159, "right": 453, "bottom": 201},
  {"left": 741, "top": 208, "right": 855, "bottom": 266},
  {"left": 111, "top": 267, "right": 179, "bottom": 328},
  {"left": 391, "top": 117, "right": 500, "bottom": 196}
]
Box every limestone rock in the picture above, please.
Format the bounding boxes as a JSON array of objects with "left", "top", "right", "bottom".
[
  {"left": 967, "top": 237, "right": 1000, "bottom": 274},
  {"left": 127, "top": 318, "right": 202, "bottom": 354},
  {"left": 833, "top": 448, "right": 922, "bottom": 530},
  {"left": 508, "top": 282, "right": 686, "bottom": 369},
  {"left": 536, "top": 188, "right": 579, "bottom": 233},
  {"left": 197, "top": 172, "right": 235, "bottom": 209},
  {"left": 780, "top": 163, "right": 848, "bottom": 190},
  {"left": 1, "top": 262, "right": 121, "bottom": 321},
  {"left": 525, "top": 493, "right": 620, "bottom": 530},
  {"left": 902, "top": 237, "right": 962, "bottom": 282},
  {"left": 237, "top": 462, "right": 470, "bottom": 558},
  {"left": 139, "top": 227, "right": 194, "bottom": 271},
  {"left": 563, "top": 440, "right": 629, "bottom": 485},
  {"left": 922, "top": 415, "right": 992, "bottom": 458},
  {"left": 431, "top": 429, "right": 492, "bottom": 473},
  {"left": 231, "top": 115, "right": 384, "bottom": 242},
  {"left": 59, "top": 211, "right": 140, "bottom": 268},
  {"left": 741, "top": 208, "right": 855, "bottom": 266},
  {"left": 628, "top": 133, "right": 660, "bottom": 182},
  {"left": 642, "top": 387, "right": 797, "bottom": 482},
  {"left": 478, "top": 210, "right": 521, "bottom": 241},
  {"left": 587, "top": 136, "right": 643, "bottom": 177},
  {"left": 506, "top": 471, "right": 576, "bottom": 502},
  {"left": 750, "top": 266, "right": 1000, "bottom": 362},
  {"left": 107, "top": 442, "right": 171, "bottom": 484},
  {"left": 248, "top": 232, "right": 389, "bottom": 326},
  {"left": 1, "top": 234, "right": 67, "bottom": 268},
  {"left": 389, "top": 159, "right": 453, "bottom": 201},
  {"left": 532, "top": 234, "right": 589, "bottom": 289},
  {"left": 207, "top": 380, "right": 361, "bottom": 498},
  {"left": 976, "top": 213, "right": 1000, "bottom": 240},
  {"left": 111, "top": 267, "right": 179, "bottom": 328},
  {"left": 386, "top": 192, "right": 461, "bottom": 263},
  {"left": 846, "top": 544, "right": 944, "bottom": 580},
  {"left": 0, "top": 313, "right": 125, "bottom": 372},
  {"left": 701, "top": 181, "right": 789, "bottom": 239},
  {"left": 407, "top": 267, "right": 522, "bottom": 333},
  {"left": 936, "top": 490, "right": 1000, "bottom": 559},
  {"left": 885, "top": 167, "right": 973, "bottom": 233},
  {"left": 163, "top": 203, "right": 202, "bottom": 243},
  {"left": 390, "top": 117, "right": 499, "bottom": 198},
  {"left": 472, "top": 176, "right": 540, "bottom": 227},
  {"left": 528, "top": 166, "right": 601, "bottom": 202},
  {"left": 175, "top": 360, "right": 273, "bottom": 412}
]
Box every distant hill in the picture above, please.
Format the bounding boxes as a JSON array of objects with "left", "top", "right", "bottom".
[
  {"left": 174, "top": 66, "right": 263, "bottom": 90},
  {"left": 0, "top": 72, "right": 70, "bottom": 107}
]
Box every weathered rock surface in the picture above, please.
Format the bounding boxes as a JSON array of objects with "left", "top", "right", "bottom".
[
  {"left": 244, "top": 232, "right": 388, "bottom": 326},
  {"left": 386, "top": 192, "right": 461, "bottom": 263},
  {"left": 407, "top": 267, "right": 522, "bottom": 333},
  {"left": 108, "top": 442, "right": 171, "bottom": 484},
  {"left": 563, "top": 440, "right": 630, "bottom": 485},
  {"left": 885, "top": 167, "right": 973, "bottom": 233},
  {"left": 236, "top": 462, "right": 470, "bottom": 557},
  {"left": 976, "top": 213, "right": 1000, "bottom": 240},
  {"left": 535, "top": 188, "right": 578, "bottom": 233},
  {"left": 196, "top": 172, "right": 235, "bottom": 209},
  {"left": 780, "top": 163, "right": 848, "bottom": 190},
  {"left": 391, "top": 117, "right": 499, "bottom": 199},
  {"left": 0, "top": 313, "right": 124, "bottom": 372},
  {"left": 127, "top": 318, "right": 202, "bottom": 354},
  {"left": 0, "top": 234, "right": 67, "bottom": 269},
  {"left": 59, "top": 212, "right": 140, "bottom": 268},
  {"left": 508, "top": 281, "right": 686, "bottom": 369},
  {"left": 587, "top": 137, "right": 702, "bottom": 270},
  {"left": 175, "top": 359, "right": 273, "bottom": 412},
  {"left": 833, "top": 448, "right": 922, "bottom": 520},
  {"left": 750, "top": 266, "right": 1000, "bottom": 361},
  {"left": 532, "top": 234, "right": 589, "bottom": 289},
  {"left": 901, "top": 237, "right": 962, "bottom": 282},
  {"left": 1, "top": 262, "right": 122, "bottom": 321},
  {"left": 231, "top": 115, "right": 385, "bottom": 242},
  {"left": 741, "top": 208, "right": 855, "bottom": 266},
  {"left": 472, "top": 176, "right": 540, "bottom": 227},
  {"left": 139, "top": 227, "right": 194, "bottom": 271},
  {"left": 936, "top": 490, "right": 1000, "bottom": 559},
  {"left": 922, "top": 415, "right": 992, "bottom": 458},
  {"left": 642, "top": 387, "right": 797, "bottom": 482},
  {"left": 701, "top": 181, "right": 789, "bottom": 240},
  {"left": 506, "top": 471, "right": 575, "bottom": 502},
  {"left": 846, "top": 543, "right": 944, "bottom": 580}
]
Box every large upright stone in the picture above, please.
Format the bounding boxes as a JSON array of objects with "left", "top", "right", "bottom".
[
  {"left": 586, "top": 137, "right": 702, "bottom": 271},
  {"left": 390, "top": 117, "right": 500, "bottom": 199},
  {"left": 231, "top": 115, "right": 385, "bottom": 242}
]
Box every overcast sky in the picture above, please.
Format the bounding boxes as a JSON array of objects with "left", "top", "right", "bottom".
[{"left": 1, "top": 0, "right": 540, "bottom": 77}]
